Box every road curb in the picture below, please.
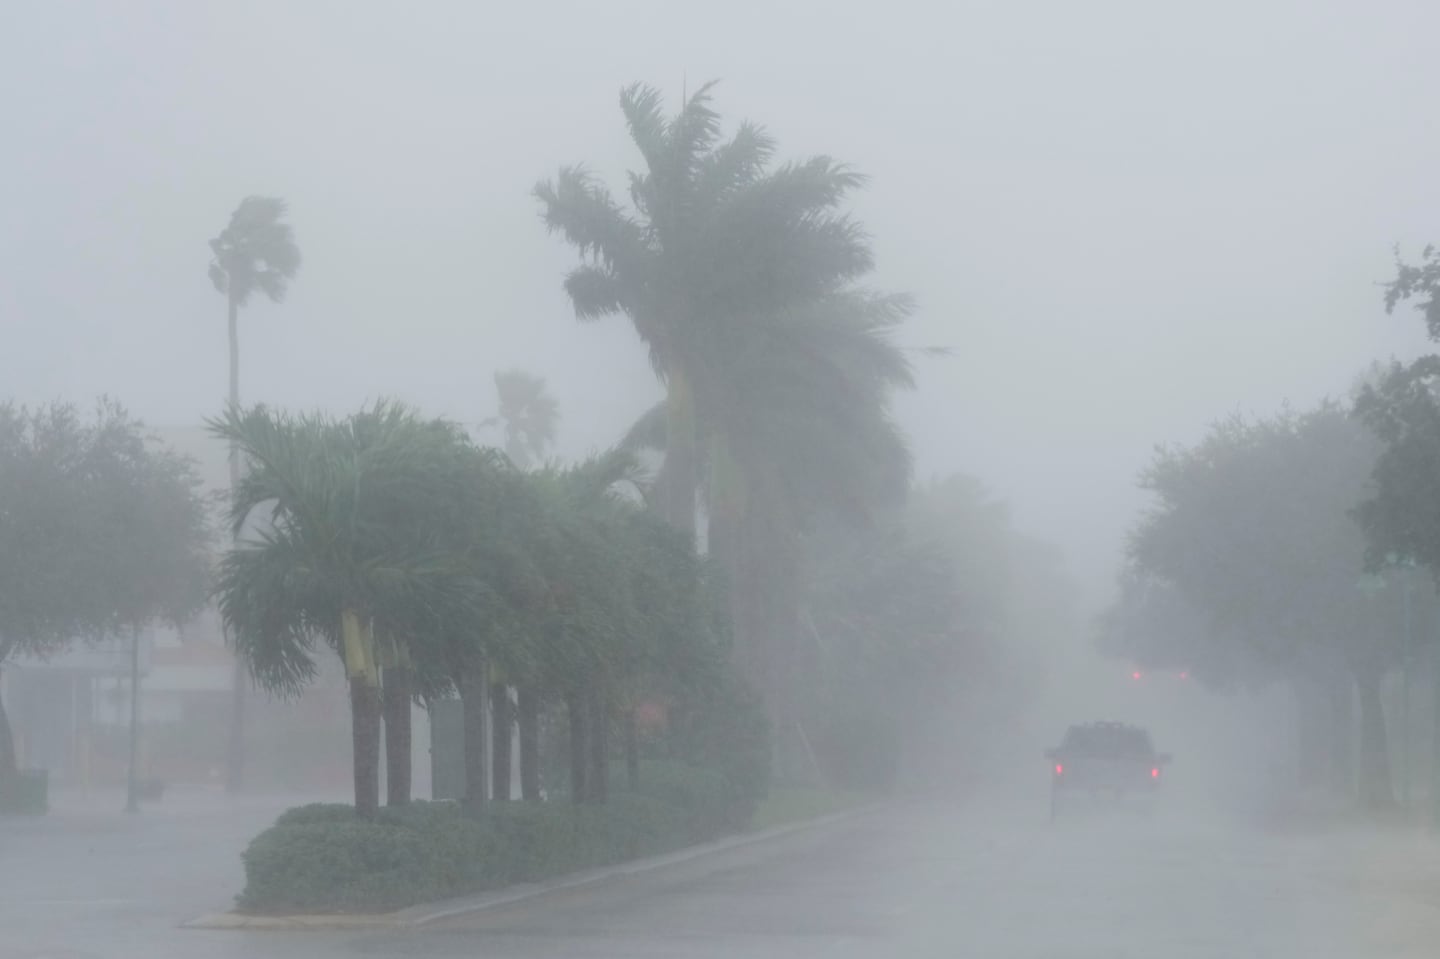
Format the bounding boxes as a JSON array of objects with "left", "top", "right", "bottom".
[{"left": 182, "top": 803, "right": 881, "bottom": 932}]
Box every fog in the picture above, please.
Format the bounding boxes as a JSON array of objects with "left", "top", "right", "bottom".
[
  {"left": 5, "top": 1, "right": 1437, "bottom": 605},
  {"left": 4, "top": 1, "right": 1440, "bottom": 956}
]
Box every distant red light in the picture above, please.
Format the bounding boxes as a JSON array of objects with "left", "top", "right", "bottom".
[
  {"left": 1179, "top": 671, "right": 1189, "bottom": 680},
  {"left": 1054, "top": 763, "right": 1064, "bottom": 776},
  {"left": 1132, "top": 671, "right": 1142, "bottom": 681},
  {"left": 1151, "top": 767, "right": 1160, "bottom": 778}
]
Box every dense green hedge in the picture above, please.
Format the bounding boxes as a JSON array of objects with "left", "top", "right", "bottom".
[{"left": 238, "top": 762, "right": 755, "bottom": 914}]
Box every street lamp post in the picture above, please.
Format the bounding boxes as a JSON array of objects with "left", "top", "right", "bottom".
[
  {"left": 1401, "top": 566, "right": 1412, "bottom": 809},
  {"left": 125, "top": 626, "right": 142, "bottom": 814}
]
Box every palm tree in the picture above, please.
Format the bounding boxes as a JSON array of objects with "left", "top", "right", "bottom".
[
  {"left": 208, "top": 196, "right": 300, "bottom": 792},
  {"left": 210, "top": 402, "right": 477, "bottom": 818},
  {"left": 477, "top": 370, "right": 559, "bottom": 798},
  {"left": 535, "top": 82, "right": 874, "bottom": 535},
  {"left": 537, "top": 86, "right": 915, "bottom": 763},
  {"left": 486, "top": 369, "right": 559, "bottom": 470}
]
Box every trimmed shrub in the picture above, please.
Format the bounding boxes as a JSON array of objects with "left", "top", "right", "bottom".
[
  {"left": 272, "top": 802, "right": 356, "bottom": 828},
  {"left": 238, "top": 812, "right": 503, "bottom": 914},
  {"left": 238, "top": 762, "right": 758, "bottom": 914}
]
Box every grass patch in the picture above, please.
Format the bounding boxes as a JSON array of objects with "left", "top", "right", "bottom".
[{"left": 750, "top": 786, "right": 865, "bottom": 831}]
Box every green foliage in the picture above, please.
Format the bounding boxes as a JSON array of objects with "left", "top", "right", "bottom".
[
  {"left": 537, "top": 83, "right": 917, "bottom": 743},
  {"left": 210, "top": 402, "right": 490, "bottom": 697},
  {"left": 0, "top": 400, "right": 211, "bottom": 789},
  {"left": 239, "top": 812, "right": 502, "bottom": 913},
  {"left": 628, "top": 760, "right": 744, "bottom": 840},
  {"left": 208, "top": 196, "right": 301, "bottom": 307},
  {"left": 239, "top": 762, "right": 754, "bottom": 914},
  {"left": 1356, "top": 358, "right": 1440, "bottom": 576},
  {"left": 667, "top": 673, "right": 770, "bottom": 822},
  {"left": 486, "top": 369, "right": 559, "bottom": 470},
  {"left": 1383, "top": 244, "right": 1440, "bottom": 340},
  {"left": 1122, "top": 403, "right": 1391, "bottom": 684},
  {"left": 0, "top": 400, "right": 210, "bottom": 659}
]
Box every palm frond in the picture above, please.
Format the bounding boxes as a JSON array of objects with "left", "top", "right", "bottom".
[
  {"left": 620, "top": 83, "right": 669, "bottom": 174},
  {"left": 695, "top": 121, "right": 777, "bottom": 208},
  {"left": 667, "top": 80, "right": 723, "bottom": 181},
  {"left": 209, "top": 196, "right": 300, "bottom": 307},
  {"left": 563, "top": 265, "right": 628, "bottom": 320},
  {"left": 619, "top": 401, "right": 668, "bottom": 455},
  {"left": 533, "top": 167, "right": 649, "bottom": 276}
]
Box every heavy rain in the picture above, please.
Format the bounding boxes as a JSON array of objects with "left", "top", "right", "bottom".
[{"left": 2, "top": 2, "right": 1440, "bottom": 957}]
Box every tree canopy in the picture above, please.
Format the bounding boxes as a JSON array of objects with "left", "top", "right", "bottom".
[{"left": 0, "top": 400, "right": 210, "bottom": 790}]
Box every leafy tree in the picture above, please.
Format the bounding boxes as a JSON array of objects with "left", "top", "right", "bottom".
[
  {"left": 209, "top": 195, "right": 301, "bottom": 791},
  {"left": 1095, "top": 572, "right": 1235, "bottom": 686},
  {"left": 0, "top": 401, "right": 209, "bottom": 798},
  {"left": 1126, "top": 404, "right": 1400, "bottom": 806},
  {"left": 1384, "top": 244, "right": 1440, "bottom": 336},
  {"left": 1355, "top": 241, "right": 1440, "bottom": 573}
]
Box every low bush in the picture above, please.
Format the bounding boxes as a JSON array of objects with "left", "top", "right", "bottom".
[
  {"left": 238, "top": 761, "right": 757, "bottom": 914},
  {"left": 238, "top": 809, "right": 504, "bottom": 914}
]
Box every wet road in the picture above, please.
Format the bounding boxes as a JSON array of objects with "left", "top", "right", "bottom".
[{"left": 5, "top": 791, "right": 1440, "bottom": 958}]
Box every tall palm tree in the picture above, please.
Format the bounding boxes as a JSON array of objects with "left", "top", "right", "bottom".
[
  {"left": 535, "top": 82, "right": 874, "bottom": 535},
  {"left": 210, "top": 402, "right": 477, "bottom": 818},
  {"left": 537, "top": 86, "right": 915, "bottom": 759},
  {"left": 208, "top": 196, "right": 300, "bottom": 792}
]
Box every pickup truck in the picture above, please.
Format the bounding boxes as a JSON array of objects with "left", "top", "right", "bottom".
[{"left": 1046, "top": 722, "right": 1171, "bottom": 819}]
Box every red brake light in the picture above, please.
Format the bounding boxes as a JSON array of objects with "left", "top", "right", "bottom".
[
  {"left": 1151, "top": 767, "right": 1160, "bottom": 778},
  {"left": 1054, "top": 763, "right": 1064, "bottom": 776},
  {"left": 1132, "top": 671, "right": 1142, "bottom": 680}
]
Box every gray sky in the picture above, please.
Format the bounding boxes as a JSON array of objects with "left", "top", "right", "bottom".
[{"left": 3, "top": 0, "right": 1438, "bottom": 608}]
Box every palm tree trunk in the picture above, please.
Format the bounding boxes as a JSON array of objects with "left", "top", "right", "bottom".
[
  {"left": 1356, "top": 664, "right": 1395, "bottom": 809},
  {"left": 625, "top": 707, "right": 640, "bottom": 791},
  {"left": 349, "top": 678, "right": 381, "bottom": 819},
  {"left": 517, "top": 687, "right": 540, "bottom": 801},
  {"left": 566, "top": 689, "right": 587, "bottom": 804},
  {"left": 382, "top": 665, "right": 412, "bottom": 805},
  {"left": 587, "top": 684, "right": 608, "bottom": 804},
  {"left": 225, "top": 292, "right": 247, "bottom": 794},
  {"left": 490, "top": 682, "right": 512, "bottom": 801},
  {"left": 460, "top": 666, "right": 487, "bottom": 811},
  {"left": 661, "top": 374, "right": 698, "bottom": 537}
]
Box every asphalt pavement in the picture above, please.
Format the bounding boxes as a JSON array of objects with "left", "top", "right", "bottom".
[{"left": 3, "top": 787, "right": 1440, "bottom": 958}]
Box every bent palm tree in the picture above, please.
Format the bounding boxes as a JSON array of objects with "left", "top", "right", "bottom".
[{"left": 209, "top": 196, "right": 300, "bottom": 792}]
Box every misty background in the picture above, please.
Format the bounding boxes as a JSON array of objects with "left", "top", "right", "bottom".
[{"left": 3, "top": 0, "right": 1438, "bottom": 614}]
